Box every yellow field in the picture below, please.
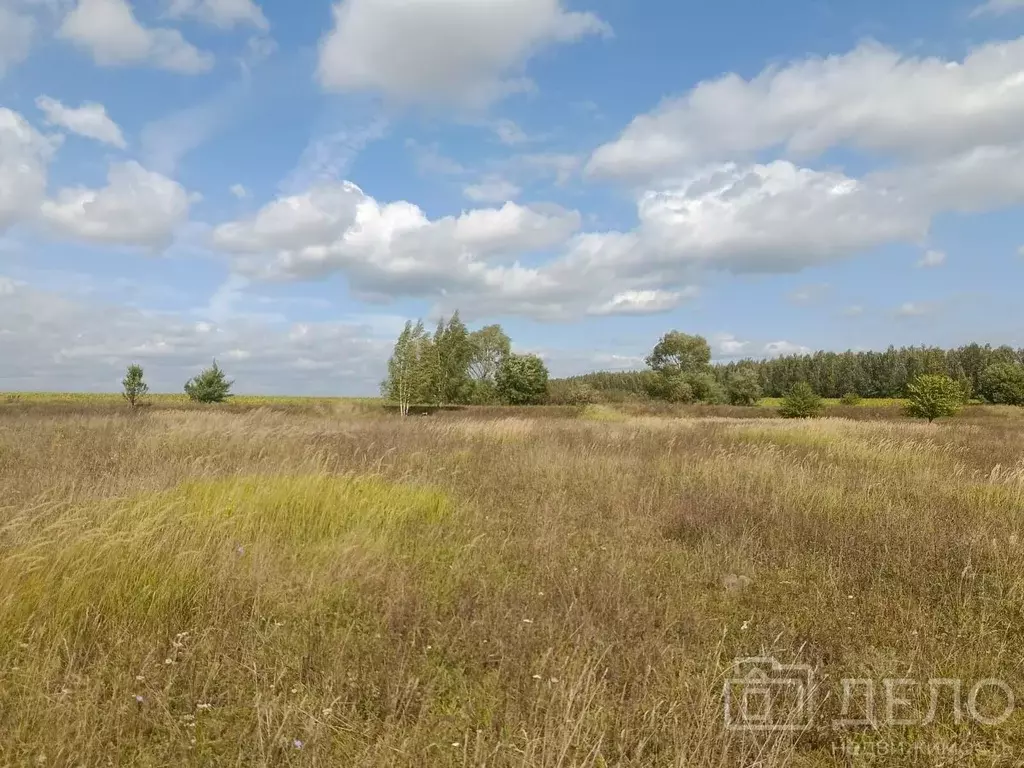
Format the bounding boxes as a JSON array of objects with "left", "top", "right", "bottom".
[{"left": 1, "top": 402, "right": 1023, "bottom": 765}]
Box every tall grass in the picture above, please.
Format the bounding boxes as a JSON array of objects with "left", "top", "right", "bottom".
[{"left": 1, "top": 405, "right": 1023, "bottom": 765}]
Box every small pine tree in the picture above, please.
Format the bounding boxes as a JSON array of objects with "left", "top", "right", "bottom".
[
  {"left": 184, "top": 360, "right": 234, "bottom": 404},
  {"left": 779, "top": 382, "right": 824, "bottom": 418},
  {"left": 905, "top": 374, "right": 965, "bottom": 423},
  {"left": 122, "top": 364, "right": 149, "bottom": 408}
]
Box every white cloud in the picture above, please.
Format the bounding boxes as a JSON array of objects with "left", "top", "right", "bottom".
[
  {"left": 165, "top": 0, "right": 268, "bottom": 30},
  {"left": 971, "top": 0, "right": 1024, "bottom": 16},
  {"left": 587, "top": 288, "right": 696, "bottom": 316},
  {"left": 316, "top": 0, "right": 610, "bottom": 106},
  {"left": 58, "top": 0, "right": 213, "bottom": 74},
  {"left": 139, "top": 86, "right": 245, "bottom": 175},
  {"left": 230, "top": 183, "right": 248, "bottom": 199},
  {"left": 491, "top": 119, "right": 529, "bottom": 145},
  {"left": 0, "top": 5, "right": 35, "bottom": 78},
  {"left": 35, "top": 95, "right": 127, "bottom": 148},
  {"left": 0, "top": 108, "right": 56, "bottom": 232},
  {"left": 463, "top": 177, "right": 521, "bottom": 203},
  {"left": 917, "top": 249, "right": 946, "bottom": 268},
  {"left": 515, "top": 153, "right": 581, "bottom": 185},
  {"left": 588, "top": 37, "right": 1024, "bottom": 181},
  {"left": 712, "top": 333, "right": 751, "bottom": 358},
  {"left": 40, "top": 161, "right": 192, "bottom": 249},
  {"left": 763, "top": 340, "right": 811, "bottom": 356},
  {"left": 842, "top": 304, "right": 865, "bottom": 317}
]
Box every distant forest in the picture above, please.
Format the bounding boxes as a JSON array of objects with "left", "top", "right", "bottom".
[{"left": 550, "top": 343, "right": 1024, "bottom": 401}]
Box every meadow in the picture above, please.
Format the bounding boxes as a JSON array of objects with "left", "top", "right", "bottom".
[{"left": 1, "top": 398, "right": 1023, "bottom": 766}]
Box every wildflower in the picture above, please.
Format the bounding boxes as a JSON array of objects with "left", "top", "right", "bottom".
[
  {"left": 293, "top": 739, "right": 304, "bottom": 750},
  {"left": 164, "top": 658, "right": 173, "bottom": 665},
  {"left": 451, "top": 742, "right": 460, "bottom": 748},
  {"left": 532, "top": 674, "right": 542, "bottom": 680},
  {"left": 197, "top": 703, "right": 212, "bottom": 711},
  {"left": 321, "top": 708, "right": 333, "bottom": 717},
  {"left": 236, "top": 545, "right": 245, "bottom": 556},
  {"left": 135, "top": 695, "right": 144, "bottom": 704},
  {"left": 521, "top": 618, "right": 533, "bottom": 624},
  {"left": 290, "top": 687, "right": 298, "bottom": 694},
  {"left": 135, "top": 675, "right": 145, "bottom": 682}
]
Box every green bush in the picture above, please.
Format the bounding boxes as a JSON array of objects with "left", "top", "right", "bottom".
[
  {"left": 905, "top": 374, "right": 965, "bottom": 423},
  {"left": 839, "top": 392, "right": 863, "bottom": 406},
  {"left": 496, "top": 354, "right": 549, "bottom": 405},
  {"left": 779, "top": 382, "right": 824, "bottom": 419},
  {"left": 121, "top": 364, "right": 149, "bottom": 409},
  {"left": 184, "top": 361, "right": 234, "bottom": 404}
]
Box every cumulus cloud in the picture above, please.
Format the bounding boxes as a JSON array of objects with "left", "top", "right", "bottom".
[
  {"left": 0, "top": 278, "right": 395, "bottom": 394},
  {"left": 230, "top": 183, "right": 248, "bottom": 199},
  {"left": 35, "top": 96, "right": 127, "bottom": 148},
  {"left": 165, "top": 0, "right": 268, "bottom": 30},
  {"left": 316, "top": 0, "right": 610, "bottom": 106},
  {"left": 0, "top": 108, "right": 56, "bottom": 232},
  {"left": 40, "top": 161, "right": 193, "bottom": 248},
  {"left": 588, "top": 37, "right": 1024, "bottom": 181},
  {"left": 58, "top": 0, "right": 213, "bottom": 73},
  {"left": 0, "top": 5, "right": 35, "bottom": 78},
  {"left": 763, "top": 340, "right": 812, "bottom": 356}
]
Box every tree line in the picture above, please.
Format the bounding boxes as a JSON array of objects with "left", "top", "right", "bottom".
[{"left": 551, "top": 340, "right": 1024, "bottom": 406}]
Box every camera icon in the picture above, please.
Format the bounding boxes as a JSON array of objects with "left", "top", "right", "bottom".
[{"left": 724, "top": 657, "right": 815, "bottom": 731}]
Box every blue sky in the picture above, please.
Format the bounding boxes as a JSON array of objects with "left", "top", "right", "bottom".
[{"left": 1, "top": 0, "right": 1022, "bottom": 394}]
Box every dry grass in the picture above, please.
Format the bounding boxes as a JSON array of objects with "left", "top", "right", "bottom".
[{"left": 1, "top": 403, "right": 1024, "bottom": 765}]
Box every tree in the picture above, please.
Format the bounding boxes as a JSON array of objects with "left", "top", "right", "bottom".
[
  {"left": 978, "top": 363, "right": 1024, "bottom": 406},
  {"left": 778, "top": 382, "right": 823, "bottom": 419},
  {"left": 840, "top": 392, "right": 863, "bottom": 406},
  {"left": 645, "top": 332, "right": 712, "bottom": 377},
  {"left": 689, "top": 372, "right": 727, "bottom": 404},
  {"left": 663, "top": 376, "right": 695, "bottom": 404},
  {"left": 184, "top": 361, "right": 233, "bottom": 404},
  {"left": 468, "top": 325, "right": 511, "bottom": 384},
  {"left": 432, "top": 312, "right": 474, "bottom": 405},
  {"left": 122, "top": 364, "right": 149, "bottom": 408},
  {"left": 496, "top": 354, "right": 549, "bottom": 405},
  {"left": 905, "top": 374, "right": 965, "bottom": 423},
  {"left": 382, "top": 321, "right": 433, "bottom": 416},
  {"left": 727, "top": 367, "right": 762, "bottom": 406}
]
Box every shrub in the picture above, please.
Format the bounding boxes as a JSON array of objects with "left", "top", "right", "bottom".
[
  {"left": 688, "top": 372, "right": 727, "bottom": 404},
  {"left": 121, "top": 364, "right": 149, "bottom": 409},
  {"left": 779, "top": 382, "right": 824, "bottom": 418},
  {"left": 978, "top": 363, "right": 1024, "bottom": 406},
  {"left": 184, "top": 361, "right": 234, "bottom": 404},
  {"left": 663, "top": 376, "right": 695, "bottom": 404},
  {"left": 905, "top": 374, "right": 965, "bottom": 423},
  {"left": 839, "top": 392, "right": 863, "bottom": 406},
  {"left": 496, "top": 354, "right": 549, "bottom": 405},
  {"left": 727, "top": 367, "right": 762, "bottom": 406},
  {"left": 564, "top": 383, "right": 598, "bottom": 407}
]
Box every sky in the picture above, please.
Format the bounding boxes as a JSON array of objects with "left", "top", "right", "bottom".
[{"left": 1, "top": 0, "right": 1023, "bottom": 395}]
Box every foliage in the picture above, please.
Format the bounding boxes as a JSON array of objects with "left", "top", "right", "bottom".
[
  {"left": 563, "top": 382, "right": 598, "bottom": 407},
  {"left": 431, "top": 312, "right": 474, "bottom": 405},
  {"left": 905, "top": 374, "right": 966, "bottom": 422},
  {"left": 184, "top": 361, "right": 233, "bottom": 404},
  {"left": 778, "top": 381, "right": 824, "bottom": 419},
  {"left": 687, "top": 371, "right": 726, "bottom": 404},
  {"left": 726, "top": 366, "right": 762, "bottom": 406},
  {"left": 121, "top": 364, "right": 149, "bottom": 408},
  {"left": 496, "top": 354, "right": 549, "bottom": 405},
  {"left": 382, "top": 321, "right": 434, "bottom": 416},
  {"left": 839, "top": 391, "right": 863, "bottom": 406},
  {"left": 467, "top": 325, "right": 511, "bottom": 384},
  {"left": 645, "top": 331, "right": 712, "bottom": 377},
  {"left": 978, "top": 363, "right": 1024, "bottom": 406}
]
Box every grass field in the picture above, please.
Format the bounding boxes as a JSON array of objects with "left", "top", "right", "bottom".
[{"left": 2, "top": 400, "right": 1023, "bottom": 765}]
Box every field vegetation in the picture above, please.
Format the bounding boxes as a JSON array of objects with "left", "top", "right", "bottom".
[{"left": 2, "top": 399, "right": 1024, "bottom": 765}]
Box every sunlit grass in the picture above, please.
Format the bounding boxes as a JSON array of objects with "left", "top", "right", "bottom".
[{"left": 1, "top": 403, "right": 1024, "bottom": 765}]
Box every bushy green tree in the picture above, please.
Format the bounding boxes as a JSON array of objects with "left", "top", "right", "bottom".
[
  {"left": 727, "top": 366, "right": 762, "bottom": 406},
  {"left": 645, "top": 332, "right": 712, "bottom": 377},
  {"left": 663, "top": 376, "right": 695, "bottom": 404},
  {"left": 978, "top": 363, "right": 1024, "bottom": 406},
  {"left": 184, "top": 361, "right": 233, "bottom": 404},
  {"left": 432, "top": 312, "right": 474, "bottom": 405},
  {"left": 688, "top": 371, "right": 727, "bottom": 404},
  {"left": 905, "top": 374, "right": 965, "bottom": 422},
  {"left": 382, "top": 321, "right": 434, "bottom": 416},
  {"left": 467, "top": 324, "right": 511, "bottom": 384},
  {"left": 564, "top": 382, "right": 599, "bottom": 407},
  {"left": 778, "top": 382, "right": 823, "bottom": 419},
  {"left": 496, "top": 354, "right": 549, "bottom": 405},
  {"left": 122, "top": 364, "right": 149, "bottom": 408}
]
